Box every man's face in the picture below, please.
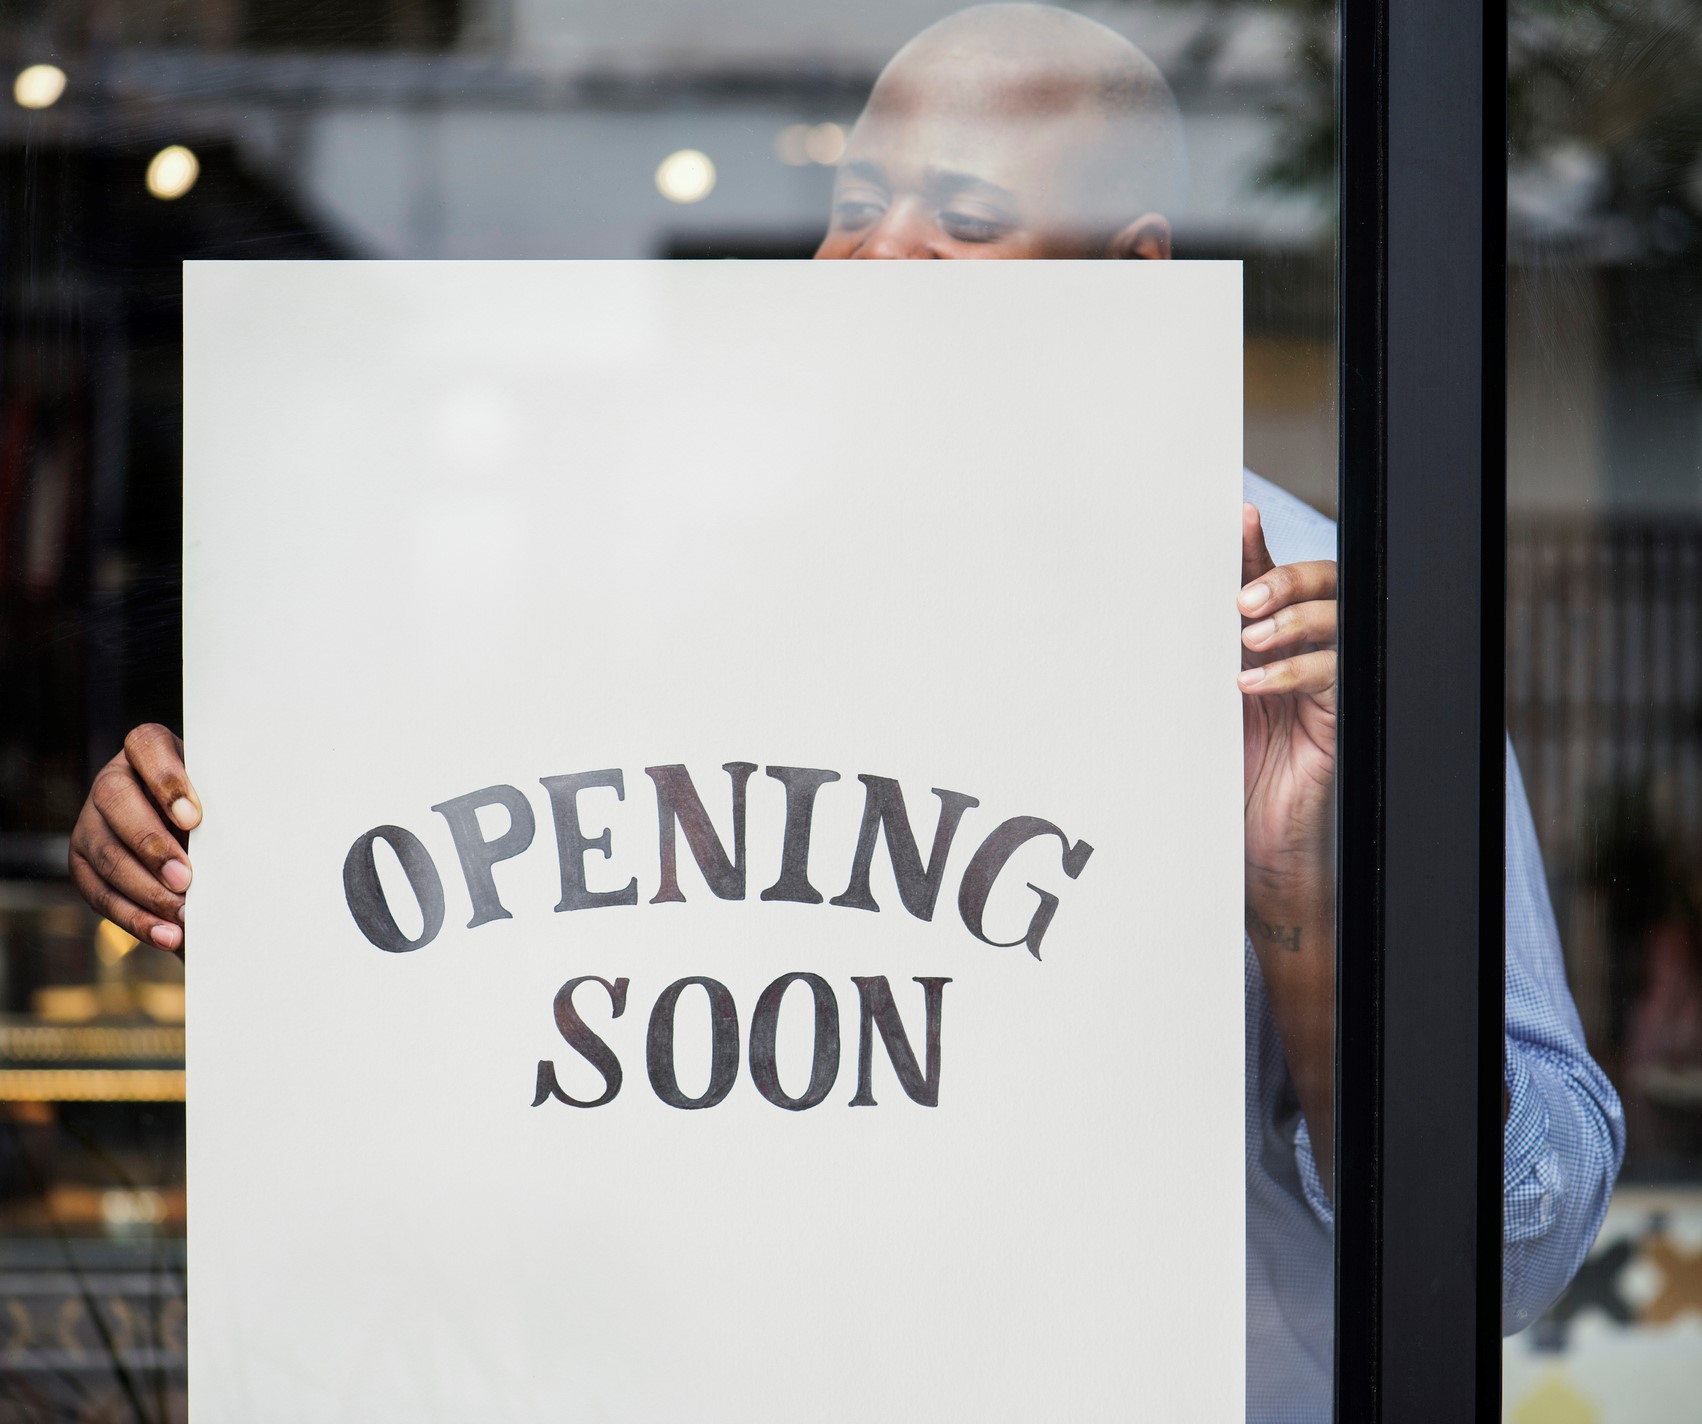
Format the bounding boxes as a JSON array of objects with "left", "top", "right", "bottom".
[{"left": 813, "top": 47, "right": 1162, "bottom": 261}]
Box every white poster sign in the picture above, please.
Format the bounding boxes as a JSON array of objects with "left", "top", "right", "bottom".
[{"left": 184, "top": 260, "right": 1245, "bottom": 1421}]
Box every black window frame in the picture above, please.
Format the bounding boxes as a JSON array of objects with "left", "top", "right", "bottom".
[{"left": 1335, "top": 0, "right": 1507, "bottom": 1418}]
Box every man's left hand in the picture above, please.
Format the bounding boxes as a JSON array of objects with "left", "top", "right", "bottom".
[{"left": 1238, "top": 502, "right": 1337, "bottom": 903}]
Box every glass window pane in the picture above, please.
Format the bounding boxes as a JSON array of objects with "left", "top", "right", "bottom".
[
  {"left": 1504, "top": 2, "right": 1699, "bottom": 1416},
  {"left": 1, "top": 4, "right": 1341, "bottom": 1417}
]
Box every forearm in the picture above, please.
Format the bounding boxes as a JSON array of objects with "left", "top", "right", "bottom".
[
  {"left": 1246, "top": 879, "right": 1336, "bottom": 1196},
  {"left": 1501, "top": 1040, "right": 1624, "bottom": 1331}
]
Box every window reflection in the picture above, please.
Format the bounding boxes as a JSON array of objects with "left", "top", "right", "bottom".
[
  {"left": 1, "top": 3, "right": 1340, "bottom": 1419},
  {"left": 1504, "top": 2, "right": 1702, "bottom": 1417}
]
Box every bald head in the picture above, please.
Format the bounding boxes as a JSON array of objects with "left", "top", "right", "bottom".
[
  {"left": 883, "top": 4, "right": 1185, "bottom": 207},
  {"left": 816, "top": 4, "right": 1185, "bottom": 260}
]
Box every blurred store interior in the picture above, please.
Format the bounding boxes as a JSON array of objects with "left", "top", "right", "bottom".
[{"left": 0, "top": 1, "right": 1698, "bottom": 1420}]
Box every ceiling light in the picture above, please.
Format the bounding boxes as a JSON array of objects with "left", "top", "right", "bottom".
[
  {"left": 655, "top": 149, "right": 716, "bottom": 205},
  {"left": 147, "top": 145, "right": 200, "bottom": 200},
  {"left": 13, "top": 64, "right": 67, "bottom": 110},
  {"left": 804, "top": 123, "right": 846, "bottom": 165},
  {"left": 774, "top": 124, "right": 811, "bottom": 166}
]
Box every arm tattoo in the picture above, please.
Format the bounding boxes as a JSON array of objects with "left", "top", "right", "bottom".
[{"left": 1247, "top": 908, "right": 1303, "bottom": 954}]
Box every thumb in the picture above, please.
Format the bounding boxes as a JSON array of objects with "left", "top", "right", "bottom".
[
  {"left": 1242, "top": 502, "right": 1276, "bottom": 589},
  {"left": 1241, "top": 503, "right": 1281, "bottom": 674}
]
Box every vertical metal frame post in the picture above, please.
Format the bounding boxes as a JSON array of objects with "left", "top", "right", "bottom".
[{"left": 1336, "top": 0, "right": 1507, "bottom": 1417}]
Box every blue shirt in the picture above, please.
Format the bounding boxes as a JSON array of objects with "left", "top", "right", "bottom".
[{"left": 1242, "top": 471, "right": 1626, "bottom": 1421}]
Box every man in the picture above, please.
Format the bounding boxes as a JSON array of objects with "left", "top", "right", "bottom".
[{"left": 69, "top": 5, "right": 1621, "bottom": 1417}]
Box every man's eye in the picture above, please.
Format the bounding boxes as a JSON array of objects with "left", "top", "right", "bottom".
[
  {"left": 940, "top": 210, "right": 1012, "bottom": 244},
  {"left": 834, "top": 200, "right": 884, "bottom": 229}
]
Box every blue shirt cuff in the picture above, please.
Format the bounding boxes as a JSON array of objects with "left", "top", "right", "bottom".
[
  {"left": 1504, "top": 1049, "right": 1564, "bottom": 1243},
  {"left": 1293, "top": 1114, "right": 1334, "bottom": 1228},
  {"left": 1289, "top": 1052, "right": 1571, "bottom": 1242}
]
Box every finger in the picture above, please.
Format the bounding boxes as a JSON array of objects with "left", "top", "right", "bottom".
[
  {"left": 68, "top": 850, "right": 183, "bottom": 953},
  {"left": 1238, "top": 649, "right": 1337, "bottom": 698},
  {"left": 1241, "top": 503, "right": 1276, "bottom": 589},
  {"left": 69, "top": 819, "right": 186, "bottom": 924},
  {"left": 90, "top": 764, "right": 194, "bottom": 890},
  {"left": 1239, "top": 559, "right": 1337, "bottom": 619},
  {"left": 1241, "top": 598, "right": 1339, "bottom": 655},
  {"left": 123, "top": 724, "right": 201, "bottom": 831}
]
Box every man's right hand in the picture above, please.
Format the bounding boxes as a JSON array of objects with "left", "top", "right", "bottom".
[{"left": 67, "top": 724, "right": 201, "bottom": 954}]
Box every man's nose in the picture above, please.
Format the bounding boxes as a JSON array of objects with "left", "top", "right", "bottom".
[{"left": 853, "top": 199, "right": 937, "bottom": 259}]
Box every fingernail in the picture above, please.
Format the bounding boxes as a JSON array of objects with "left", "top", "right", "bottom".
[
  {"left": 1239, "top": 667, "right": 1265, "bottom": 688},
  {"left": 150, "top": 924, "right": 183, "bottom": 951},
  {"left": 1239, "top": 583, "right": 1272, "bottom": 613},
  {"left": 1243, "top": 618, "right": 1276, "bottom": 646},
  {"left": 161, "top": 859, "right": 191, "bottom": 893},
  {"left": 171, "top": 797, "right": 200, "bottom": 830}
]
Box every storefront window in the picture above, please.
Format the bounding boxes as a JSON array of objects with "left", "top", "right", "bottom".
[
  {"left": 1, "top": 3, "right": 1344, "bottom": 1418},
  {"left": 1504, "top": 2, "right": 1702, "bottom": 1416}
]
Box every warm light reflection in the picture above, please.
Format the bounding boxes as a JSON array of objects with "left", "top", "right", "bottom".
[
  {"left": 13, "top": 63, "right": 66, "bottom": 110},
  {"left": 655, "top": 149, "right": 716, "bottom": 204},
  {"left": 774, "top": 124, "right": 811, "bottom": 166},
  {"left": 775, "top": 122, "right": 847, "bottom": 167},
  {"left": 146, "top": 144, "right": 200, "bottom": 200},
  {"left": 804, "top": 122, "right": 846, "bottom": 165},
  {"left": 0, "top": 1069, "right": 187, "bottom": 1102},
  {"left": 95, "top": 919, "right": 138, "bottom": 965},
  {"left": 102, "top": 1188, "right": 167, "bottom": 1228}
]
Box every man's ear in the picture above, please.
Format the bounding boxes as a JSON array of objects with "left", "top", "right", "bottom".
[{"left": 1108, "top": 212, "right": 1172, "bottom": 260}]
